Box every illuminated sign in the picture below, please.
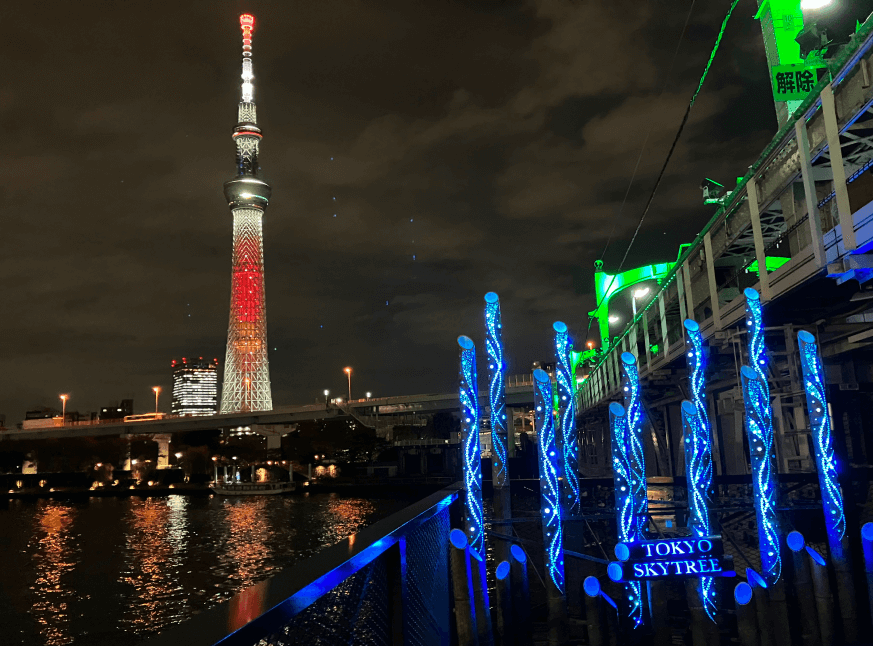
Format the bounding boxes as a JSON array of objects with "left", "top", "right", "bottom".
[{"left": 609, "top": 536, "right": 734, "bottom": 582}]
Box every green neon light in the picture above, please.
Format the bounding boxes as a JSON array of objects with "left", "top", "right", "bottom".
[
  {"left": 589, "top": 258, "right": 678, "bottom": 350},
  {"left": 748, "top": 256, "right": 791, "bottom": 276}
]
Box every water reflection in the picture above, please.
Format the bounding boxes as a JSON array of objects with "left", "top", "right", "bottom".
[
  {"left": 29, "top": 501, "right": 79, "bottom": 646},
  {"left": 2, "top": 492, "right": 417, "bottom": 645},
  {"left": 119, "top": 497, "right": 187, "bottom": 633},
  {"left": 219, "top": 498, "right": 274, "bottom": 589}
]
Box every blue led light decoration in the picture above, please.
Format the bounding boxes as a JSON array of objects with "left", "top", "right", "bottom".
[
  {"left": 554, "top": 321, "right": 580, "bottom": 515},
  {"left": 741, "top": 364, "right": 781, "bottom": 585},
  {"left": 681, "top": 400, "right": 717, "bottom": 621},
  {"left": 485, "top": 292, "right": 508, "bottom": 488},
  {"left": 533, "top": 369, "right": 565, "bottom": 594},
  {"left": 742, "top": 288, "right": 781, "bottom": 585},
  {"left": 458, "top": 335, "right": 484, "bottom": 558},
  {"left": 620, "top": 352, "right": 649, "bottom": 539},
  {"left": 797, "top": 330, "right": 845, "bottom": 550},
  {"left": 609, "top": 401, "right": 644, "bottom": 628}
]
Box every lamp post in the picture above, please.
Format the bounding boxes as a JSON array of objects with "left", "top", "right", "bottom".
[
  {"left": 153, "top": 387, "right": 161, "bottom": 413},
  {"left": 632, "top": 287, "right": 650, "bottom": 318},
  {"left": 366, "top": 391, "right": 372, "bottom": 399},
  {"left": 60, "top": 394, "right": 68, "bottom": 422},
  {"left": 323, "top": 389, "right": 329, "bottom": 405},
  {"left": 344, "top": 367, "right": 352, "bottom": 401}
]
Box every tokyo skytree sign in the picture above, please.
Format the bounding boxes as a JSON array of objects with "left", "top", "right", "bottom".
[{"left": 220, "top": 14, "right": 274, "bottom": 413}]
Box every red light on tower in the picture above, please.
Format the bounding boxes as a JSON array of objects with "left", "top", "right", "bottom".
[{"left": 240, "top": 14, "right": 254, "bottom": 29}]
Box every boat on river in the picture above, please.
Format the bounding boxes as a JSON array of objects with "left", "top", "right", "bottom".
[{"left": 209, "top": 480, "right": 296, "bottom": 495}]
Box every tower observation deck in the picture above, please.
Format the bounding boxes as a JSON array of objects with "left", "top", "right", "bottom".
[{"left": 220, "top": 14, "right": 273, "bottom": 413}]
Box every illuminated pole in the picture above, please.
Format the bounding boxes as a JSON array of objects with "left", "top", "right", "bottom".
[
  {"left": 609, "top": 401, "right": 644, "bottom": 628},
  {"left": 484, "top": 293, "right": 508, "bottom": 490},
  {"left": 345, "top": 367, "right": 352, "bottom": 401},
  {"left": 742, "top": 288, "right": 781, "bottom": 585},
  {"left": 798, "top": 329, "right": 857, "bottom": 640},
  {"left": 554, "top": 321, "right": 580, "bottom": 516},
  {"left": 682, "top": 318, "right": 717, "bottom": 622},
  {"left": 220, "top": 14, "right": 274, "bottom": 414},
  {"left": 681, "top": 402, "right": 717, "bottom": 621},
  {"left": 153, "top": 387, "right": 161, "bottom": 413},
  {"left": 620, "top": 352, "right": 648, "bottom": 539},
  {"left": 797, "top": 330, "right": 845, "bottom": 546},
  {"left": 458, "top": 335, "right": 484, "bottom": 558},
  {"left": 533, "top": 368, "right": 568, "bottom": 644},
  {"left": 60, "top": 394, "right": 68, "bottom": 422}
]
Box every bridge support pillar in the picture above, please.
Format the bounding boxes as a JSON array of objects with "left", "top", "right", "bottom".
[
  {"left": 154, "top": 434, "right": 172, "bottom": 469},
  {"left": 251, "top": 424, "right": 295, "bottom": 451}
]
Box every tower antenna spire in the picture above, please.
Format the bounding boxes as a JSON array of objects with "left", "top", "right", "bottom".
[{"left": 220, "top": 14, "right": 274, "bottom": 414}]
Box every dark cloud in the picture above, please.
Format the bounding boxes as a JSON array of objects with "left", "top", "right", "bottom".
[{"left": 1, "top": 0, "right": 778, "bottom": 422}]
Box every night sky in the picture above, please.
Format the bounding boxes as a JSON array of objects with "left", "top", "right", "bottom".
[{"left": 2, "top": 0, "right": 780, "bottom": 423}]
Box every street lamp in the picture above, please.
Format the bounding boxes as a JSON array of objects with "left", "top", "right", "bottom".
[
  {"left": 366, "top": 391, "right": 372, "bottom": 399},
  {"left": 323, "top": 389, "right": 329, "bottom": 404},
  {"left": 59, "top": 394, "right": 68, "bottom": 422},
  {"left": 608, "top": 315, "right": 620, "bottom": 325},
  {"left": 586, "top": 341, "right": 594, "bottom": 350},
  {"left": 344, "top": 367, "right": 352, "bottom": 401},
  {"left": 632, "top": 287, "right": 650, "bottom": 317},
  {"left": 152, "top": 387, "right": 161, "bottom": 413}
]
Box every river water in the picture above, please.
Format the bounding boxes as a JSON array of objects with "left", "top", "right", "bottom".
[{"left": 0, "top": 492, "right": 420, "bottom": 645}]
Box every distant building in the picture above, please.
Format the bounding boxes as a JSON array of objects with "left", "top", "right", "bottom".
[
  {"left": 172, "top": 357, "right": 219, "bottom": 416},
  {"left": 99, "top": 399, "right": 134, "bottom": 421}
]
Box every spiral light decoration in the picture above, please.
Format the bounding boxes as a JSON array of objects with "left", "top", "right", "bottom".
[
  {"left": 458, "top": 335, "right": 484, "bottom": 558},
  {"left": 798, "top": 330, "right": 845, "bottom": 548},
  {"left": 554, "top": 321, "right": 580, "bottom": 515},
  {"left": 533, "top": 369, "right": 565, "bottom": 593},
  {"left": 620, "top": 352, "right": 649, "bottom": 539},
  {"left": 485, "top": 293, "right": 508, "bottom": 488}
]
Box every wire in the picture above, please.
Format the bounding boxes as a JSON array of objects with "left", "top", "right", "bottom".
[{"left": 586, "top": 0, "right": 742, "bottom": 342}]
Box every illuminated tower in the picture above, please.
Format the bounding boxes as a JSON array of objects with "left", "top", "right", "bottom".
[{"left": 220, "top": 14, "right": 273, "bottom": 413}]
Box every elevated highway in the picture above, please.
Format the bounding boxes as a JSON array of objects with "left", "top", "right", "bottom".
[{"left": 1, "top": 376, "right": 535, "bottom": 443}]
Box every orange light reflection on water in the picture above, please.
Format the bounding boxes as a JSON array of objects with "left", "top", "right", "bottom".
[
  {"left": 119, "top": 497, "right": 188, "bottom": 632},
  {"left": 29, "top": 502, "right": 79, "bottom": 646}
]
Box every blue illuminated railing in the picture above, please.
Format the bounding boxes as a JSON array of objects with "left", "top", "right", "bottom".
[
  {"left": 145, "top": 485, "right": 461, "bottom": 646},
  {"left": 554, "top": 321, "right": 580, "bottom": 515}
]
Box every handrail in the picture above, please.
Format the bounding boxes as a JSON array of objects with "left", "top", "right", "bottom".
[{"left": 142, "top": 484, "right": 461, "bottom": 646}]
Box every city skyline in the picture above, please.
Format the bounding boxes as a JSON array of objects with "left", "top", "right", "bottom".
[{"left": 2, "top": 1, "right": 780, "bottom": 423}]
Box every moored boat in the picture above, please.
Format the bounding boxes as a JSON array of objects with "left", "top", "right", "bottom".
[{"left": 210, "top": 481, "right": 295, "bottom": 495}]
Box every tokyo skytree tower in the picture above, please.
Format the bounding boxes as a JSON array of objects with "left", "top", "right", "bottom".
[{"left": 220, "top": 14, "right": 273, "bottom": 413}]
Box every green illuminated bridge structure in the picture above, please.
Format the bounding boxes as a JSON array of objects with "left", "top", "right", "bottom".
[{"left": 576, "top": 17, "right": 873, "bottom": 478}]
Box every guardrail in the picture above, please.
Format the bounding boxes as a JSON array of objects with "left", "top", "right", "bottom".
[
  {"left": 144, "top": 484, "right": 460, "bottom": 646},
  {"left": 580, "top": 16, "right": 873, "bottom": 412}
]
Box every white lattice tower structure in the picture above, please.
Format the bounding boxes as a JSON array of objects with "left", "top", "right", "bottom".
[{"left": 220, "top": 14, "right": 273, "bottom": 413}]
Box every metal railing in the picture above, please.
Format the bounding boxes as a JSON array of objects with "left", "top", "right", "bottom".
[{"left": 144, "top": 484, "right": 461, "bottom": 646}]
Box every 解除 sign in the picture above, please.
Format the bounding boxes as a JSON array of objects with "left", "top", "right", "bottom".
[
  {"left": 608, "top": 536, "right": 734, "bottom": 582},
  {"left": 772, "top": 64, "right": 822, "bottom": 102}
]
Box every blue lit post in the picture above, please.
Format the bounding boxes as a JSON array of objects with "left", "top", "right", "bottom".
[
  {"left": 609, "top": 400, "right": 644, "bottom": 628},
  {"left": 742, "top": 289, "right": 782, "bottom": 586},
  {"left": 797, "top": 330, "right": 846, "bottom": 546},
  {"left": 681, "top": 401, "right": 716, "bottom": 622},
  {"left": 484, "top": 293, "right": 512, "bottom": 562},
  {"left": 863, "top": 524, "right": 873, "bottom": 631},
  {"left": 554, "top": 321, "right": 581, "bottom": 516},
  {"left": 533, "top": 368, "right": 568, "bottom": 644},
  {"left": 458, "top": 336, "right": 484, "bottom": 559},
  {"left": 798, "top": 330, "right": 857, "bottom": 641},
  {"left": 740, "top": 364, "right": 781, "bottom": 587},
  {"left": 620, "top": 352, "right": 648, "bottom": 539},
  {"left": 682, "top": 318, "right": 717, "bottom": 623}
]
